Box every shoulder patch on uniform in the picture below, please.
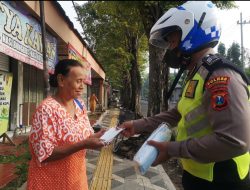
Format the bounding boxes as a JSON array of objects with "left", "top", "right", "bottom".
[
  {"left": 205, "top": 76, "right": 230, "bottom": 89},
  {"left": 185, "top": 80, "right": 198, "bottom": 98},
  {"left": 202, "top": 54, "right": 221, "bottom": 66},
  {"left": 211, "top": 90, "right": 228, "bottom": 111},
  {"left": 207, "top": 77, "right": 230, "bottom": 111}
]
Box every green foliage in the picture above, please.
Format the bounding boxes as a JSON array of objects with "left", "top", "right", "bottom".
[
  {"left": 217, "top": 43, "right": 226, "bottom": 56},
  {"left": 244, "top": 50, "right": 250, "bottom": 68},
  {"left": 218, "top": 42, "right": 250, "bottom": 70},
  {"left": 244, "top": 49, "right": 250, "bottom": 79},
  {"left": 75, "top": 1, "right": 236, "bottom": 113},
  {"left": 0, "top": 155, "right": 17, "bottom": 163},
  {"left": 137, "top": 35, "right": 148, "bottom": 73},
  {"left": 245, "top": 66, "right": 250, "bottom": 80},
  {"left": 227, "top": 42, "right": 242, "bottom": 68},
  {"left": 141, "top": 72, "right": 149, "bottom": 100},
  {"left": 0, "top": 139, "right": 31, "bottom": 189},
  {"left": 168, "top": 69, "right": 187, "bottom": 88},
  {"left": 75, "top": 2, "right": 147, "bottom": 90},
  {"left": 138, "top": 1, "right": 235, "bottom": 114},
  {"left": 213, "top": 1, "right": 237, "bottom": 9},
  {"left": 168, "top": 72, "right": 176, "bottom": 86}
]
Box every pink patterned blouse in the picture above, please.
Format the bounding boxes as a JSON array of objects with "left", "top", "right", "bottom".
[{"left": 27, "top": 97, "right": 94, "bottom": 190}]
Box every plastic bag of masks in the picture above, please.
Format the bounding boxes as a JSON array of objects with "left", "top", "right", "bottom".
[{"left": 133, "top": 123, "right": 172, "bottom": 175}]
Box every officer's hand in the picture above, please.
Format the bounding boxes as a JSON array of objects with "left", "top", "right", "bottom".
[
  {"left": 147, "top": 140, "right": 171, "bottom": 166},
  {"left": 118, "top": 120, "right": 135, "bottom": 137}
]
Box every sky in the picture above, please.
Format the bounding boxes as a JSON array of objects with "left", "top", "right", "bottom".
[
  {"left": 217, "top": 1, "right": 250, "bottom": 51},
  {"left": 58, "top": 1, "right": 250, "bottom": 51},
  {"left": 58, "top": 1, "right": 85, "bottom": 36},
  {"left": 58, "top": 0, "right": 250, "bottom": 76}
]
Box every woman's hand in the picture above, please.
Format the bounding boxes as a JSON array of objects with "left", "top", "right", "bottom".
[
  {"left": 90, "top": 128, "right": 107, "bottom": 138},
  {"left": 43, "top": 137, "right": 105, "bottom": 162},
  {"left": 82, "top": 137, "right": 105, "bottom": 150}
]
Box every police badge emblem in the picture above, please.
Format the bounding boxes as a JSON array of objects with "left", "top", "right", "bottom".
[{"left": 185, "top": 80, "right": 198, "bottom": 98}]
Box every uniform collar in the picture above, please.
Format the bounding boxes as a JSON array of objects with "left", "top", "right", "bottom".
[{"left": 186, "top": 49, "right": 215, "bottom": 81}]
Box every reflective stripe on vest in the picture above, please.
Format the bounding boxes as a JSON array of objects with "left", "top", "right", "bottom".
[{"left": 177, "top": 65, "right": 250, "bottom": 182}]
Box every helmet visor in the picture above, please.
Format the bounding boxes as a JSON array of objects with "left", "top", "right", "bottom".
[
  {"left": 149, "top": 30, "right": 170, "bottom": 49},
  {"left": 149, "top": 26, "right": 181, "bottom": 49}
]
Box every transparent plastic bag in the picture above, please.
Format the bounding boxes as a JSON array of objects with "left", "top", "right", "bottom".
[{"left": 133, "top": 123, "right": 172, "bottom": 175}]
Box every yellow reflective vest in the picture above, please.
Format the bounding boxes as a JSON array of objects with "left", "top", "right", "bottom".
[{"left": 176, "top": 60, "right": 250, "bottom": 182}]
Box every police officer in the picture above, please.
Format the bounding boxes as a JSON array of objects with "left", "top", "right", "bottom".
[{"left": 119, "top": 1, "right": 250, "bottom": 190}]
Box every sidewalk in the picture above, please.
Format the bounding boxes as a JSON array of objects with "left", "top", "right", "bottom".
[
  {"left": 0, "top": 109, "right": 176, "bottom": 190},
  {"left": 87, "top": 108, "right": 176, "bottom": 190},
  {"left": 87, "top": 149, "right": 176, "bottom": 190}
]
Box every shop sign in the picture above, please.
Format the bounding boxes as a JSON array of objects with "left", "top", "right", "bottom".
[
  {"left": 0, "top": 71, "right": 12, "bottom": 135},
  {"left": 0, "top": 1, "right": 57, "bottom": 72},
  {"left": 68, "top": 43, "right": 91, "bottom": 85}
]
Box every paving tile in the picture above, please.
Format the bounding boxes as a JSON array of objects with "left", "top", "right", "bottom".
[
  {"left": 87, "top": 109, "right": 177, "bottom": 190},
  {"left": 88, "top": 159, "right": 99, "bottom": 165},
  {"left": 86, "top": 153, "right": 98, "bottom": 160},
  {"left": 112, "top": 159, "right": 122, "bottom": 166},
  {"left": 111, "top": 179, "right": 144, "bottom": 190},
  {"left": 114, "top": 167, "right": 137, "bottom": 179},
  {"left": 152, "top": 179, "right": 165, "bottom": 188},
  {"left": 87, "top": 169, "right": 93, "bottom": 176},
  {"left": 143, "top": 170, "right": 158, "bottom": 179},
  {"left": 86, "top": 174, "right": 94, "bottom": 185},
  {"left": 144, "top": 187, "right": 155, "bottom": 190},
  {"left": 111, "top": 179, "right": 123, "bottom": 189},
  {"left": 123, "top": 179, "right": 145, "bottom": 190}
]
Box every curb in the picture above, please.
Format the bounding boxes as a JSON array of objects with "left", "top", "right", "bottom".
[
  {"left": 92, "top": 110, "right": 109, "bottom": 126},
  {"left": 158, "top": 164, "right": 176, "bottom": 190},
  {"left": 17, "top": 181, "right": 27, "bottom": 190}
]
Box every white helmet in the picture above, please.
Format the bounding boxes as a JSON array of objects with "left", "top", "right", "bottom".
[{"left": 149, "top": 1, "right": 221, "bottom": 54}]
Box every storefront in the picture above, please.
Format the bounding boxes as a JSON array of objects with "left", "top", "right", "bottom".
[
  {"left": 0, "top": 1, "right": 57, "bottom": 134},
  {"left": 0, "top": 53, "right": 9, "bottom": 72},
  {"left": 0, "top": 52, "right": 11, "bottom": 135},
  {"left": 0, "top": 1, "right": 107, "bottom": 138}
]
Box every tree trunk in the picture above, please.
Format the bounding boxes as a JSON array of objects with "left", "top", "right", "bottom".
[
  {"left": 147, "top": 44, "right": 166, "bottom": 116},
  {"left": 129, "top": 36, "right": 142, "bottom": 117},
  {"left": 138, "top": 2, "right": 165, "bottom": 116},
  {"left": 161, "top": 61, "right": 169, "bottom": 111},
  {"left": 121, "top": 71, "right": 131, "bottom": 108}
]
